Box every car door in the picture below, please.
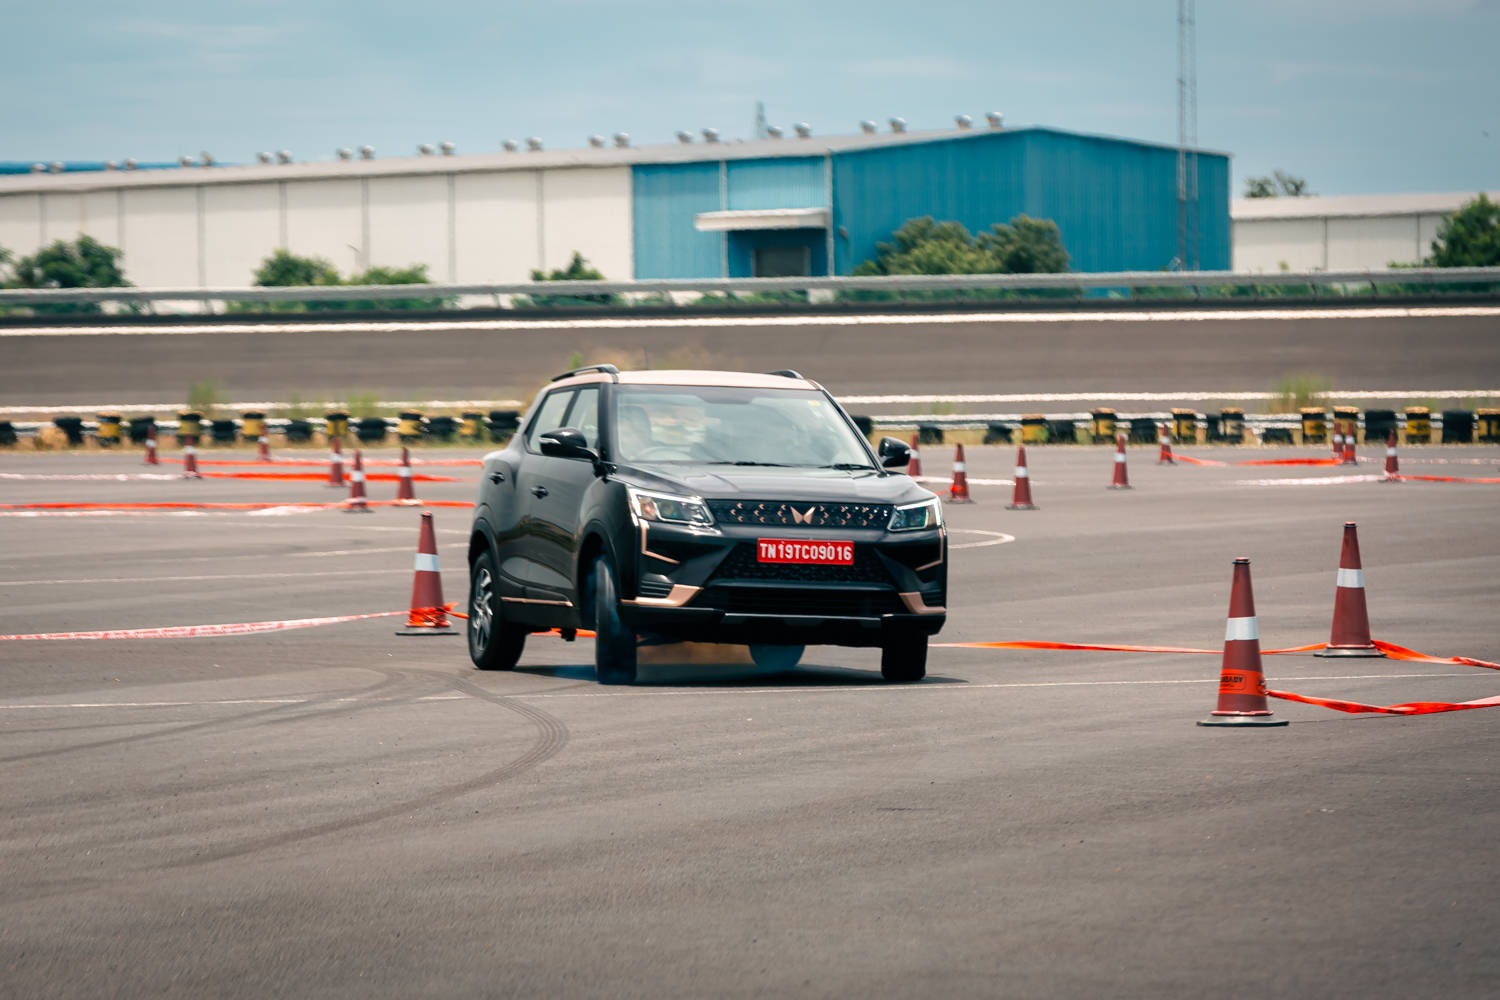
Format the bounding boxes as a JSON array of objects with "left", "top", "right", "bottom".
[
  {"left": 515, "top": 385, "right": 601, "bottom": 605},
  {"left": 507, "top": 387, "right": 576, "bottom": 596}
]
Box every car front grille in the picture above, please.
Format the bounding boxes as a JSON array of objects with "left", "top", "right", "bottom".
[
  {"left": 706, "top": 500, "right": 893, "bottom": 529},
  {"left": 709, "top": 543, "right": 891, "bottom": 585},
  {"left": 699, "top": 584, "right": 905, "bottom": 618}
]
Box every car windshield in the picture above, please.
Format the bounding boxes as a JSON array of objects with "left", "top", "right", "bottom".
[{"left": 611, "top": 385, "right": 874, "bottom": 468}]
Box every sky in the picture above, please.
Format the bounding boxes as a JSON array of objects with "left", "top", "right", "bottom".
[{"left": 5, "top": 0, "right": 1497, "bottom": 196}]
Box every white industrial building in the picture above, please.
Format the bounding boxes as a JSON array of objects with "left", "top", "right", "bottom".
[{"left": 1231, "top": 191, "right": 1497, "bottom": 273}]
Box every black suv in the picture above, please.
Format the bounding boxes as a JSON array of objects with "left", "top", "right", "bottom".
[{"left": 466, "top": 366, "right": 946, "bottom": 684}]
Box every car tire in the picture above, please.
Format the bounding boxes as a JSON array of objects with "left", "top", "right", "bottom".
[
  {"left": 592, "top": 555, "right": 638, "bottom": 685},
  {"left": 749, "top": 644, "right": 804, "bottom": 670},
  {"left": 880, "top": 630, "right": 927, "bottom": 682},
  {"left": 469, "top": 551, "right": 526, "bottom": 670}
]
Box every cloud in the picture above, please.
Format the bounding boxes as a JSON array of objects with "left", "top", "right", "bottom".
[{"left": 844, "top": 56, "right": 973, "bottom": 81}]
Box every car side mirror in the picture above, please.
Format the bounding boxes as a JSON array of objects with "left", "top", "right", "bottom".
[
  {"left": 539, "top": 427, "right": 597, "bottom": 462},
  {"left": 877, "top": 436, "right": 911, "bottom": 469}
]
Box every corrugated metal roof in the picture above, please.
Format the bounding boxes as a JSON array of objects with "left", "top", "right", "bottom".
[
  {"left": 1232, "top": 191, "right": 1499, "bottom": 221},
  {"left": 0, "top": 125, "right": 1227, "bottom": 196}
]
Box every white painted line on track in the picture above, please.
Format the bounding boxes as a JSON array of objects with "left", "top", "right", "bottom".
[
  {"left": 0, "top": 672, "right": 1481, "bottom": 710},
  {"left": 2, "top": 305, "right": 1497, "bottom": 339},
  {"left": 0, "top": 568, "right": 406, "bottom": 587},
  {"left": 949, "top": 529, "right": 1015, "bottom": 550},
  {"left": 0, "top": 473, "right": 185, "bottom": 481},
  {"left": 1235, "top": 474, "right": 1385, "bottom": 486}
]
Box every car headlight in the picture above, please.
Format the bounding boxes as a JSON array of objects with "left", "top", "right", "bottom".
[
  {"left": 627, "top": 486, "right": 715, "bottom": 527},
  {"left": 888, "top": 497, "right": 942, "bottom": 531}
]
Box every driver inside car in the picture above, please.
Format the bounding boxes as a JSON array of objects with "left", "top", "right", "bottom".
[{"left": 616, "top": 404, "right": 654, "bottom": 459}]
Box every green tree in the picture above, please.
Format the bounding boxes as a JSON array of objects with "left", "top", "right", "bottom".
[
  {"left": 342, "top": 263, "right": 452, "bottom": 310},
  {"left": 252, "top": 248, "right": 341, "bottom": 288},
  {"left": 525, "top": 251, "right": 615, "bottom": 306},
  {"left": 8, "top": 236, "right": 131, "bottom": 313},
  {"left": 1244, "top": 169, "right": 1311, "bottom": 198},
  {"left": 852, "top": 215, "right": 1069, "bottom": 276},
  {"left": 1427, "top": 193, "right": 1500, "bottom": 267}
]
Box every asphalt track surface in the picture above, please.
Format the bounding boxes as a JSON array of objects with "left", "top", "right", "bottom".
[
  {"left": 3, "top": 442, "right": 1499, "bottom": 998},
  {"left": 3, "top": 308, "right": 1499, "bottom": 410}
]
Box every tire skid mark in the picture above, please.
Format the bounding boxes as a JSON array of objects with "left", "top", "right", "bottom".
[
  {"left": 158, "top": 668, "right": 569, "bottom": 870},
  {"left": 0, "top": 670, "right": 408, "bottom": 765}
]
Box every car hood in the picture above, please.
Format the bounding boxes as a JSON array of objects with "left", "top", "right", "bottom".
[{"left": 612, "top": 463, "right": 935, "bottom": 505}]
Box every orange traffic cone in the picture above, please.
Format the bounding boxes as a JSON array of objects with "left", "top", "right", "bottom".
[
  {"left": 395, "top": 446, "right": 419, "bottom": 505},
  {"left": 182, "top": 436, "right": 201, "bottom": 479},
  {"left": 396, "top": 511, "right": 457, "bottom": 635},
  {"left": 1331, "top": 423, "right": 1343, "bottom": 460},
  {"left": 144, "top": 423, "right": 159, "bottom": 466},
  {"left": 327, "top": 437, "right": 345, "bottom": 488},
  {"left": 256, "top": 432, "right": 272, "bottom": 462},
  {"left": 1006, "top": 445, "right": 1037, "bottom": 510},
  {"left": 1199, "top": 557, "right": 1288, "bottom": 727},
  {"left": 947, "top": 443, "right": 974, "bottom": 503},
  {"left": 1341, "top": 421, "right": 1357, "bottom": 465},
  {"left": 1314, "top": 521, "right": 1384, "bottom": 658},
  {"left": 907, "top": 434, "right": 923, "bottom": 479},
  {"left": 1382, "top": 429, "right": 1400, "bottom": 482},
  {"left": 1158, "top": 423, "right": 1175, "bottom": 465},
  {"left": 1107, "top": 434, "right": 1131, "bottom": 489},
  {"left": 344, "top": 449, "right": 373, "bottom": 513}
]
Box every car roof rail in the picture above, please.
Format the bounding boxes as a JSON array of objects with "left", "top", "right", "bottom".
[
  {"left": 764, "top": 369, "right": 805, "bottom": 380},
  {"left": 551, "top": 363, "right": 620, "bottom": 382}
]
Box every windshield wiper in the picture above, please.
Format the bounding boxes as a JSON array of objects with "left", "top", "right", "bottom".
[
  {"left": 819, "top": 463, "right": 878, "bottom": 471},
  {"left": 704, "top": 460, "right": 793, "bottom": 467}
]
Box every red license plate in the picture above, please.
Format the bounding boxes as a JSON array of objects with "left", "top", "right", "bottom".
[{"left": 757, "top": 539, "right": 854, "bottom": 565}]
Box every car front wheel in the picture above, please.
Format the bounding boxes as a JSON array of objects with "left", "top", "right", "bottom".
[
  {"left": 592, "top": 554, "right": 638, "bottom": 685},
  {"left": 880, "top": 630, "right": 927, "bottom": 683},
  {"left": 469, "top": 551, "right": 527, "bottom": 670}
]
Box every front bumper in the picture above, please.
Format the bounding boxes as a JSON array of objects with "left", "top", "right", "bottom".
[{"left": 617, "top": 520, "right": 946, "bottom": 647}]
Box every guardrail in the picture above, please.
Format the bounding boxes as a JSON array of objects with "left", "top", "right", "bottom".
[{"left": 1, "top": 267, "right": 1497, "bottom": 311}]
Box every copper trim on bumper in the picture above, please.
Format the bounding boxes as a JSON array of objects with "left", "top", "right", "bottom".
[
  {"left": 622, "top": 585, "right": 701, "bottom": 608},
  {"left": 898, "top": 592, "right": 946, "bottom": 615}
]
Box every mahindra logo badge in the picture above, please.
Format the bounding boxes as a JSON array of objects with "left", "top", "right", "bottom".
[{"left": 790, "top": 505, "right": 816, "bottom": 525}]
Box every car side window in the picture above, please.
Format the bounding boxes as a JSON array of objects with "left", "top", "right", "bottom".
[
  {"left": 565, "top": 386, "right": 600, "bottom": 450},
  {"left": 524, "top": 389, "right": 575, "bottom": 451}
]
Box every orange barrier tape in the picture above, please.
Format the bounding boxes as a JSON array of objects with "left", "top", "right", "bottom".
[
  {"left": 934, "top": 639, "right": 1325, "bottom": 655},
  {"left": 0, "top": 500, "right": 477, "bottom": 512},
  {"left": 1402, "top": 474, "right": 1500, "bottom": 484},
  {"left": 1171, "top": 455, "right": 1227, "bottom": 467},
  {"left": 1233, "top": 457, "right": 1343, "bottom": 467},
  {"left": 1372, "top": 640, "right": 1500, "bottom": 670},
  {"left": 159, "top": 457, "right": 483, "bottom": 467},
  {"left": 0, "top": 610, "right": 404, "bottom": 641},
  {"left": 1267, "top": 689, "right": 1500, "bottom": 716},
  {"left": 443, "top": 610, "right": 597, "bottom": 641},
  {"left": 190, "top": 471, "right": 464, "bottom": 483}
]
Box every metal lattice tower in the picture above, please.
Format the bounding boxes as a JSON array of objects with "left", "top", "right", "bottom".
[
  {"left": 754, "top": 101, "right": 769, "bottom": 141},
  {"left": 1176, "top": 0, "right": 1199, "bottom": 270}
]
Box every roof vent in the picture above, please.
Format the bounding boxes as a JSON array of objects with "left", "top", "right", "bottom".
[
  {"left": 257, "top": 151, "right": 273, "bottom": 164},
  {"left": 766, "top": 125, "right": 783, "bottom": 139},
  {"left": 418, "top": 143, "right": 435, "bottom": 155},
  {"left": 178, "top": 155, "right": 194, "bottom": 167},
  {"left": 794, "top": 122, "right": 811, "bottom": 138},
  {"left": 859, "top": 120, "right": 877, "bottom": 134},
  {"left": 676, "top": 130, "right": 694, "bottom": 143},
  {"left": 613, "top": 132, "right": 630, "bottom": 147},
  {"left": 276, "top": 150, "right": 293, "bottom": 164},
  {"left": 337, "top": 148, "right": 353, "bottom": 160},
  {"left": 124, "top": 158, "right": 138, "bottom": 170},
  {"left": 29, "top": 162, "right": 44, "bottom": 173},
  {"left": 439, "top": 141, "right": 456, "bottom": 155},
  {"left": 985, "top": 110, "right": 1003, "bottom": 129},
  {"left": 587, "top": 135, "right": 605, "bottom": 148},
  {"left": 200, "top": 152, "right": 215, "bottom": 166},
  {"left": 359, "top": 145, "right": 375, "bottom": 159},
  {"left": 502, "top": 139, "right": 519, "bottom": 152},
  {"left": 104, "top": 160, "right": 118, "bottom": 170},
  {"left": 955, "top": 114, "right": 973, "bottom": 130},
  {"left": 702, "top": 127, "right": 720, "bottom": 143},
  {"left": 889, "top": 117, "right": 907, "bottom": 134},
  {"left": 525, "top": 137, "right": 543, "bottom": 151}
]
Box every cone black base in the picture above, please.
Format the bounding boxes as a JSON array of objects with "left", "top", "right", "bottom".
[
  {"left": 1005, "top": 502, "right": 1038, "bottom": 510},
  {"left": 1313, "top": 645, "right": 1385, "bottom": 658},
  {"left": 1198, "top": 713, "right": 1289, "bottom": 728},
  {"left": 1106, "top": 484, "right": 1132, "bottom": 491}
]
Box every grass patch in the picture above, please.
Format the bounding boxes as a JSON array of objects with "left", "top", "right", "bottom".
[
  {"left": 344, "top": 391, "right": 385, "bottom": 418},
  {"left": 186, "top": 379, "right": 222, "bottom": 418},
  {"left": 1268, "top": 373, "right": 1332, "bottom": 413}
]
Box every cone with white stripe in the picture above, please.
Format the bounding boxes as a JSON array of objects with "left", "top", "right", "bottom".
[
  {"left": 144, "top": 423, "right": 159, "bottom": 466},
  {"left": 1158, "top": 423, "right": 1175, "bottom": 465},
  {"left": 343, "top": 449, "right": 373, "bottom": 513},
  {"left": 396, "top": 511, "right": 457, "bottom": 635},
  {"left": 1199, "top": 557, "right": 1288, "bottom": 727},
  {"left": 395, "top": 446, "right": 419, "bottom": 504},
  {"left": 326, "top": 436, "right": 345, "bottom": 488},
  {"left": 181, "top": 436, "right": 201, "bottom": 480},
  {"left": 1331, "top": 423, "right": 1343, "bottom": 460},
  {"left": 256, "top": 433, "right": 271, "bottom": 463},
  {"left": 1006, "top": 445, "right": 1037, "bottom": 510},
  {"left": 1107, "top": 433, "right": 1131, "bottom": 489},
  {"left": 1382, "top": 429, "right": 1400, "bottom": 482},
  {"left": 1314, "top": 521, "right": 1384, "bottom": 658},
  {"left": 1341, "top": 421, "right": 1357, "bottom": 465},
  {"left": 946, "top": 443, "right": 974, "bottom": 503},
  {"left": 907, "top": 434, "right": 923, "bottom": 479}
]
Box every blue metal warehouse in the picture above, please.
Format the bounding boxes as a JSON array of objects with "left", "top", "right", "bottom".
[{"left": 632, "top": 125, "right": 1230, "bottom": 278}]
